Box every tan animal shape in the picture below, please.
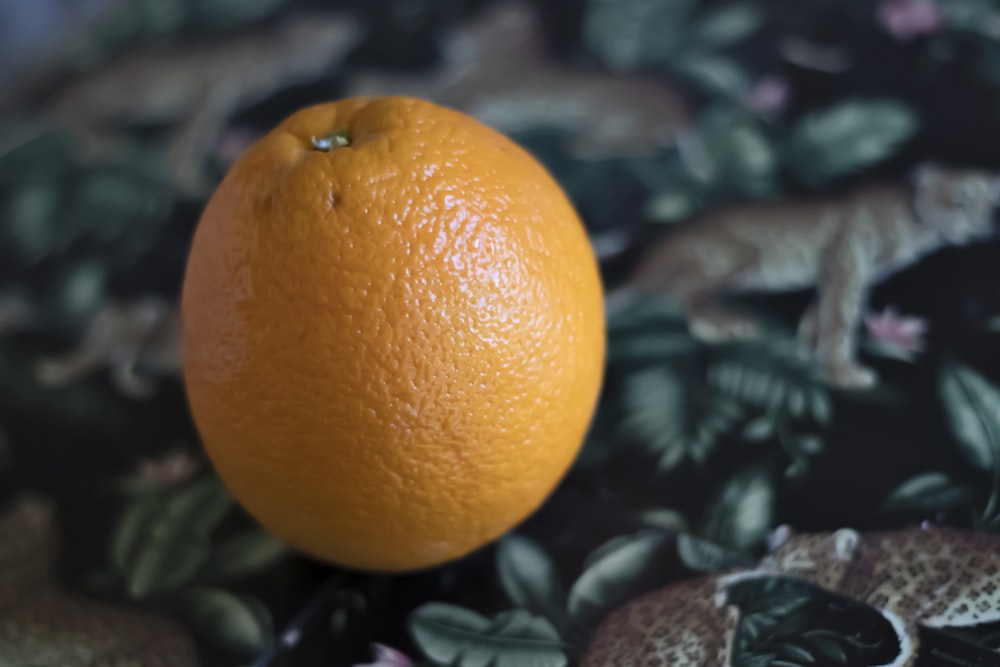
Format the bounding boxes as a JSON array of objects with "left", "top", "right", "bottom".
[
  {"left": 346, "top": 0, "right": 690, "bottom": 161},
  {"left": 39, "top": 10, "right": 365, "bottom": 196},
  {"left": 35, "top": 296, "right": 180, "bottom": 400},
  {"left": 610, "top": 164, "right": 1000, "bottom": 389},
  {"left": 584, "top": 523, "right": 1000, "bottom": 667},
  {"left": 0, "top": 494, "right": 198, "bottom": 666}
]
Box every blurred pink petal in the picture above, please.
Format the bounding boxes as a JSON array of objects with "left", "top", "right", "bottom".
[
  {"left": 136, "top": 450, "right": 203, "bottom": 488},
  {"left": 864, "top": 307, "right": 928, "bottom": 358},
  {"left": 877, "top": 0, "right": 941, "bottom": 40},
  {"left": 354, "top": 644, "right": 413, "bottom": 667},
  {"left": 743, "top": 76, "right": 790, "bottom": 113}
]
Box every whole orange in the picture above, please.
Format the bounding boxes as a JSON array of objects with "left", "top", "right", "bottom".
[{"left": 180, "top": 96, "right": 606, "bottom": 572}]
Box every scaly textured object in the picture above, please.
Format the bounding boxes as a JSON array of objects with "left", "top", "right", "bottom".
[{"left": 0, "top": 495, "right": 198, "bottom": 667}]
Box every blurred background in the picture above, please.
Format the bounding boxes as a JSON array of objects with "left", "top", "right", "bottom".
[{"left": 3, "top": 1, "right": 1000, "bottom": 666}]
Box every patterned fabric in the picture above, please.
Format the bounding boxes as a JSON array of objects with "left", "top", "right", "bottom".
[{"left": 2, "top": 1, "right": 1000, "bottom": 665}]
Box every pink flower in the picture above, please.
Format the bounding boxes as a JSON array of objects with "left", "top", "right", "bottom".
[
  {"left": 877, "top": 0, "right": 941, "bottom": 41},
  {"left": 864, "top": 307, "right": 928, "bottom": 360},
  {"left": 136, "top": 450, "right": 203, "bottom": 488},
  {"left": 353, "top": 644, "right": 414, "bottom": 667},
  {"left": 742, "top": 76, "right": 790, "bottom": 113}
]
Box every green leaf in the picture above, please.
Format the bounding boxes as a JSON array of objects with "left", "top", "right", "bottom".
[
  {"left": 166, "top": 476, "right": 234, "bottom": 535},
  {"left": 409, "top": 604, "right": 566, "bottom": 667},
  {"left": 708, "top": 362, "right": 781, "bottom": 411},
  {"left": 620, "top": 367, "right": 688, "bottom": 471},
  {"left": 742, "top": 414, "right": 776, "bottom": 441},
  {"left": 3, "top": 183, "right": 60, "bottom": 265},
  {"left": 807, "top": 635, "right": 849, "bottom": 663},
  {"left": 175, "top": 588, "right": 273, "bottom": 655},
  {"left": 583, "top": 0, "right": 695, "bottom": 69},
  {"left": 782, "top": 434, "right": 824, "bottom": 460},
  {"left": 677, "top": 534, "right": 754, "bottom": 573},
  {"left": 775, "top": 643, "right": 816, "bottom": 664},
  {"left": 784, "top": 100, "right": 919, "bottom": 186},
  {"left": 741, "top": 612, "right": 780, "bottom": 642},
  {"left": 882, "top": 472, "right": 974, "bottom": 512},
  {"left": 114, "top": 477, "right": 234, "bottom": 599},
  {"left": 773, "top": 613, "right": 811, "bottom": 639},
  {"left": 580, "top": 533, "right": 640, "bottom": 572},
  {"left": 673, "top": 54, "right": 749, "bottom": 97},
  {"left": 689, "top": 4, "right": 763, "bottom": 48},
  {"left": 46, "top": 260, "right": 107, "bottom": 330},
  {"left": 127, "top": 527, "right": 211, "bottom": 599},
  {"left": 763, "top": 594, "right": 812, "bottom": 619},
  {"left": 691, "top": 396, "right": 747, "bottom": 463},
  {"left": 939, "top": 363, "right": 1000, "bottom": 471},
  {"left": 702, "top": 466, "right": 774, "bottom": 550},
  {"left": 644, "top": 189, "right": 699, "bottom": 224},
  {"left": 567, "top": 531, "right": 671, "bottom": 642},
  {"left": 742, "top": 653, "right": 778, "bottom": 667},
  {"left": 497, "top": 536, "right": 570, "bottom": 632},
  {"left": 110, "top": 494, "right": 162, "bottom": 576},
  {"left": 199, "top": 528, "right": 290, "bottom": 585},
  {"left": 720, "top": 125, "right": 778, "bottom": 195},
  {"left": 809, "top": 389, "right": 832, "bottom": 424},
  {"left": 637, "top": 508, "right": 689, "bottom": 533}
]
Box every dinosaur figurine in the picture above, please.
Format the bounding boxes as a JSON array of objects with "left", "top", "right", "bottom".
[
  {"left": 582, "top": 524, "right": 1000, "bottom": 667},
  {"left": 346, "top": 0, "right": 690, "bottom": 161},
  {"left": 0, "top": 493, "right": 199, "bottom": 666},
  {"left": 608, "top": 163, "right": 1000, "bottom": 389},
  {"left": 35, "top": 295, "right": 181, "bottom": 400},
  {"left": 38, "top": 10, "right": 365, "bottom": 196}
]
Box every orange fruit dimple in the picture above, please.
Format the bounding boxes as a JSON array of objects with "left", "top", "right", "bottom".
[{"left": 181, "top": 96, "right": 606, "bottom": 572}]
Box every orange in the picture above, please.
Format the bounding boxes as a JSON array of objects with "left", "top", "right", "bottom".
[{"left": 180, "top": 96, "right": 606, "bottom": 572}]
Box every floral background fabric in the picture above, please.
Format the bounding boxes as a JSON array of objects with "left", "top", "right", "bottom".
[{"left": 2, "top": 0, "right": 1000, "bottom": 666}]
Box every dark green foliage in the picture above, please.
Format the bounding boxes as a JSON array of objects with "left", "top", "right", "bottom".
[
  {"left": 881, "top": 471, "right": 974, "bottom": 513},
  {"left": 726, "top": 578, "right": 895, "bottom": 667},
  {"left": 89, "top": 475, "right": 289, "bottom": 655},
  {"left": 882, "top": 361, "right": 1000, "bottom": 529},
  {"left": 593, "top": 296, "right": 831, "bottom": 481},
  {"left": 409, "top": 604, "right": 567, "bottom": 667},
  {"left": 174, "top": 587, "right": 276, "bottom": 655},
  {"left": 583, "top": 0, "right": 762, "bottom": 98},
  {"left": 676, "top": 533, "right": 755, "bottom": 572},
  {"left": 497, "top": 536, "right": 570, "bottom": 635},
  {"left": 781, "top": 100, "right": 919, "bottom": 187},
  {"left": 701, "top": 465, "right": 774, "bottom": 550},
  {"left": 939, "top": 362, "right": 1000, "bottom": 473}
]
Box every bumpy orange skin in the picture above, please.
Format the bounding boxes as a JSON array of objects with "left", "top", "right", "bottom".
[{"left": 181, "top": 96, "right": 605, "bottom": 572}]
